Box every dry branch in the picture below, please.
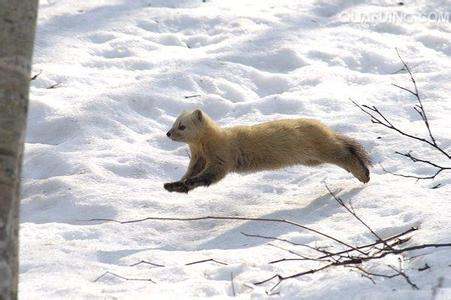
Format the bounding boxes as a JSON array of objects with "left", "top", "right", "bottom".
[
  {"left": 184, "top": 94, "right": 201, "bottom": 99},
  {"left": 241, "top": 231, "right": 331, "bottom": 256},
  {"left": 388, "top": 265, "right": 419, "bottom": 290},
  {"left": 86, "top": 215, "right": 364, "bottom": 254},
  {"left": 93, "top": 271, "right": 155, "bottom": 283},
  {"left": 351, "top": 49, "right": 451, "bottom": 181},
  {"left": 325, "top": 183, "right": 392, "bottom": 250},
  {"left": 47, "top": 82, "right": 62, "bottom": 89},
  {"left": 252, "top": 186, "right": 451, "bottom": 292},
  {"left": 185, "top": 258, "right": 228, "bottom": 266},
  {"left": 129, "top": 260, "right": 165, "bottom": 268},
  {"left": 30, "top": 69, "right": 42, "bottom": 80},
  {"left": 230, "top": 272, "right": 236, "bottom": 297},
  {"left": 255, "top": 240, "right": 451, "bottom": 291},
  {"left": 267, "top": 243, "right": 331, "bottom": 263}
]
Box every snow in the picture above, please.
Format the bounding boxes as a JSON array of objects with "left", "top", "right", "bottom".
[{"left": 21, "top": 0, "right": 451, "bottom": 298}]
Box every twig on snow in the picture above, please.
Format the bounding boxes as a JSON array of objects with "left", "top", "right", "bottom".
[
  {"left": 325, "top": 183, "right": 392, "bottom": 250},
  {"left": 185, "top": 258, "right": 228, "bottom": 266},
  {"left": 93, "top": 271, "right": 155, "bottom": 283},
  {"left": 230, "top": 272, "right": 236, "bottom": 296},
  {"left": 85, "top": 215, "right": 365, "bottom": 255},
  {"left": 30, "top": 69, "right": 42, "bottom": 80},
  {"left": 351, "top": 49, "right": 450, "bottom": 181},
  {"left": 47, "top": 82, "right": 62, "bottom": 89},
  {"left": 129, "top": 260, "right": 165, "bottom": 268}
]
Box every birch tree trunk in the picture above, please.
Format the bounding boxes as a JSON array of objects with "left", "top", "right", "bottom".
[{"left": 0, "top": 1, "right": 38, "bottom": 298}]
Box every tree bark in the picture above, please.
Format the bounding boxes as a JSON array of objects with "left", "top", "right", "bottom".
[{"left": 0, "top": 1, "right": 38, "bottom": 299}]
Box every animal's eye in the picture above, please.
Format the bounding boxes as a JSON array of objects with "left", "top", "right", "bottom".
[{"left": 178, "top": 124, "right": 186, "bottom": 130}]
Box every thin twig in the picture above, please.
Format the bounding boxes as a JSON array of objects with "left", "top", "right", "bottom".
[
  {"left": 230, "top": 272, "right": 236, "bottom": 297},
  {"left": 93, "top": 271, "right": 155, "bottom": 283},
  {"left": 241, "top": 231, "right": 331, "bottom": 256},
  {"left": 30, "top": 69, "right": 42, "bottom": 80},
  {"left": 85, "top": 215, "right": 365, "bottom": 255},
  {"left": 351, "top": 49, "right": 450, "bottom": 167},
  {"left": 185, "top": 258, "right": 228, "bottom": 266},
  {"left": 388, "top": 265, "right": 419, "bottom": 290},
  {"left": 129, "top": 260, "right": 165, "bottom": 267},
  {"left": 394, "top": 48, "right": 437, "bottom": 149},
  {"left": 267, "top": 243, "right": 331, "bottom": 263},
  {"left": 380, "top": 164, "right": 444, "bottom": 181},
  {"left": 47, "top": 82, "right": 62, "bottom": 89},
  {"left": 184, "top": 94, "right": 201, "bottom": 99},
  {"left": 325, "top": 183, "right": 391, "bottom": 250},
  {"left": 269, "top": 226, "right": 418, "bottom": 264},
  {"left": 396, "top": 151, "right": 451, "bottom": 170},
  {"left": 418, "top": 263, "right": 430, "bottom": 271},
  {"left": 257, "top": 242, "right": 451, "bottom": 289},
  {"left": 351, "top": 99, "right": 448, "bottom": 159}
]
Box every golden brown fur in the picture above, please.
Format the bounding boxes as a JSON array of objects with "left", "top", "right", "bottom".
[{"left": 164, "top": 109, "right": 371, "bottom": 193}]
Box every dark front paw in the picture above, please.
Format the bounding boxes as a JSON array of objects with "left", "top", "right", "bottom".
[
  {"left": 184, "top": 178, "right": 194, "bottom": 187},
  {"left": 164, "top": 181, "right": 189, "bottom": 193},
  {"left": 164, "top": 182, "right": 175, "bottom": 192},
  {"left": 185, "top": 177, "right": 211, "bottom": 189}
]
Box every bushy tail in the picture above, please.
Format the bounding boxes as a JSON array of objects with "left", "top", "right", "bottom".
[{"left": 336, "top": 134, "right": 372, "bottom": 183}]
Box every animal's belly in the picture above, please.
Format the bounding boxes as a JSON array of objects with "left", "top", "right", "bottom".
[{"left": 233, "top": 151, "right": 305, "bottom": 173}]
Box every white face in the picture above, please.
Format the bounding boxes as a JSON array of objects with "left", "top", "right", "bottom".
[{"left": 166, "top": 110, "right": 203, "bottom": 143}]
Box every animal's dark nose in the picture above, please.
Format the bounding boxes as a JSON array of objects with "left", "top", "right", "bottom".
[{"left": 166, "top": 131, "right": 171, "bottom": 137}]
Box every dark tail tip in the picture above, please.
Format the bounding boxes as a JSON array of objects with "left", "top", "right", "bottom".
[
  {"left": 336, "top": 134, "right": 372, "bottom": 183},
  {"left": 337, "top": 134, "right": 372, "bottom": 167}
]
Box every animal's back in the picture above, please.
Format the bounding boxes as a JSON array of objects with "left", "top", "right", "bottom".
[{"left": 226, "top": 118, "right": 339, "bottom": 172}]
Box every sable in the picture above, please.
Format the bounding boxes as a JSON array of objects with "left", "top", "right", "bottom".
[{"left": 164, "top": 109, "right": 371, "bottom": 193}]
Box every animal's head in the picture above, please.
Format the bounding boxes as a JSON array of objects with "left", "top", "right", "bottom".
[{"left": 166, "top": 109, "right": 207, "bottom": 143}]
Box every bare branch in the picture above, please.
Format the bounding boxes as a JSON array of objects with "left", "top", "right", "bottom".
[
  {"left": 129, "top": 260, "right": 165, "bottom": 268},
  {"left": 230, "top": 272, "right": 236, "bottom": 297},
  {"left": 30, "top": 69, "right": 42, "bottom": 80},
  {"left": 380, "top": 164, "right": 444, "bottom": 181},
  {"left": 85, "top": 215, "right": 365, "bottom": 255},
  {"left": 325, "top": 183, "right": 391, "bottom": 250},
  {"left": 394, "top": 48, "right": 437, "bottom": 148},
  {"left": 254, "top": 264, "right": 333, "bottom": 291},
  {"left": 185, "top": 258, "right": 227, "bottom": 266},
  {"left": 257, "top": 241, "right": 451, "bottom": 291},
  {"left": 351, "top": 265, "right": 398, "bottom": 279},
  {"left": 93, "top": 271, "right": 155, "bottom": 283},
  {"left": 47, "top": 82, "right": 62, "bottom": 89},
  {"left": 241, "top": 231, "right": 331, "bottom": 256},
  {"left": 395, "top": 151, "right": 450, "bottom": 170},
  {"left": 184, "top": 94, "right": 201, "bottom": 99},
  {"left": 388, "top": 265, "right": 419, "bottom": 290},
  {"left": 351, "top": 50, "right": 450, "bottom": 164},
  {"left": 418, "top": 263, "right": 430, "bottom": 271},
  {"left": 269, "top": 226, "right": 418, "bottom": 264},
  {"left": 253, "top": 188, "right": 448, "bottom": 291},
  {"left": 267, "top": 243, "right": 331, "bottom": 263},
  {"left": 352, "top": 98, "right": 449, "bottom": 159},
  {"left": 392, "top": 83, "right": 417, "bottom": 97}
]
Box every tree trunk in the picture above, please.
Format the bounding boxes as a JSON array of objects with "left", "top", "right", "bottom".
[{"left": 0, "top": 0, "right": 38, "bottom": 299}]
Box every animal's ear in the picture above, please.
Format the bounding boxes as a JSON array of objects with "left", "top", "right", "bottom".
[{"left": 193, "top": 109, "right": 203, "bottom": 122}]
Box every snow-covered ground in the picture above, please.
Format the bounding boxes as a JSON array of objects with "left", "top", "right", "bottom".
[{"left": 21, "top": 0, "right": 451, "bottom": 298}]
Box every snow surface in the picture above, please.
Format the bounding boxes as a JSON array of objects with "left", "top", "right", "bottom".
[{"left": 21, "top": 0, "right": 450, "bottom": 298}]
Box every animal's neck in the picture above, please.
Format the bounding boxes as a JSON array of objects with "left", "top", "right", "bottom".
[{"left": 190, "top": 123, "right": 223, "bottom": 152}]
